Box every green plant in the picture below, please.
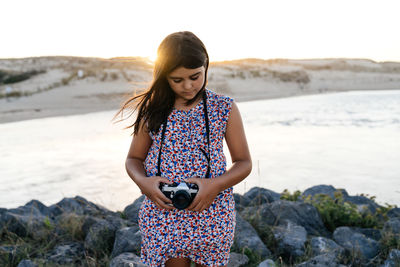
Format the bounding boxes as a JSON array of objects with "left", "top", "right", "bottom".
[{"left": 280, "top": 189, "right": 303, "bottom": 202}]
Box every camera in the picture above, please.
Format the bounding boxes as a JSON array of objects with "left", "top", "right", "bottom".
[{"left": 159, "top": 182, "right": 199, "bottom": 210}]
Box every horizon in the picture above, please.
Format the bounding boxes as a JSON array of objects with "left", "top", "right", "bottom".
[{"left": 1, "top": 0, "right": 400, "bottom": 62}]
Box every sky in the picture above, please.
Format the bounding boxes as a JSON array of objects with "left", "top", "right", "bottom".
[{"left": 1, "top": 0, "right": 400, "bottom": 62}]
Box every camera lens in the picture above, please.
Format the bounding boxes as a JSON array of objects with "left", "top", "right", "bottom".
[{"left": 173, "top": 190, "right": 192, "bottom": 210}]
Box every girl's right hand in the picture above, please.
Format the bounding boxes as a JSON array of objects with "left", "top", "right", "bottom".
[{"left": 137, "top": 176, "right": 174, "bottom": 210}]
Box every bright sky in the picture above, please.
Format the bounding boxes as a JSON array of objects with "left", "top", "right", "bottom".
[{"left": 1, "top": 0, "right": 400, "bottom": 62}]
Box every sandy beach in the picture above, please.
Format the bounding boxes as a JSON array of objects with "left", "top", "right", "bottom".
[{"left": 1, "top": 56, "right": 400, "bottom": 123}]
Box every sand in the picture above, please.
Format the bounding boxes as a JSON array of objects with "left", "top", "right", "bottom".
[{"left": 1, "top": 56, "right": 400, "bottom": 124}]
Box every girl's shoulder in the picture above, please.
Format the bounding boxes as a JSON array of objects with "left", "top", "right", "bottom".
[{"left": 205, "top": 88, "right": 234, "bottom": 108}]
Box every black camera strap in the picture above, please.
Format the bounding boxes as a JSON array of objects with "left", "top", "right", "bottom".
[{"left": 156, "top": 90, "right": 211, "bottom": 178}]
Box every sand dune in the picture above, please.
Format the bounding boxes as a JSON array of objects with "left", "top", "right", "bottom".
[{"left": 1, "top": 56, "right": 400, "bottom": 123}]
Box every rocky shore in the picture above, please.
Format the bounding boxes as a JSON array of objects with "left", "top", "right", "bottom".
[{"left": 1, "top": 184, "right": 399, "bottom": 267}]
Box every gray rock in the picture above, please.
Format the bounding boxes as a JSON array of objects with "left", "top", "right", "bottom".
[
  {"left": 350, "top": 227, "right": 382, "bottom": 241},
  {"left": 227, "top": 252, "right": 249, "bottom": 267},
  {"left": 234, "top": 193, "right": 251, "bottom": 211},
  {"left": 310, "top": 236, "right": 344, "bottom": 256},
  {"left": 0, "top": 245, "right": 24, "bottom": 265},
  {"left": 387, "top": 208, "right": 400, "bottom": 219},
  {"left": 233, "top": 213, "right": 271, "bottom": 258},
  {"left": 123, "top": 195, "right": 145, "bottom": 224},
  {"left": 85, "top": 219, "right": 117, "bottom": 255},
  {"left": 111, "top": 226, "right": 142, "bottom": 258},
  {"left": 17, "top": 259, "right": 38, "bottom": 267},
  {"left": 333, "top": 226, "right": 379, "bottom": 260},
  {"left": 49, "top": 195, "right": 114, "bottom": 217},
  {"left": 244, "top": 187, "right": 281, "bottom": 206},
  {"left": 302, "top": 184, "right": 349, "bottom": 200},
  {"left": 269, "top": 200, "right": 330, "bottom": 237},
  {"left": 295, "top": 252, "right": 346, "bottom": 267},
  {"left": 272, "top": 220, "right": 307, "bottom": 259},
  {"left": 109, "top": 252, "right": 146, "bottom": 267},
  {"left": 258, "top": 259, "right": 277, "bottom": 267},
  {"left": 383, "top": 218, "right": 400, "bottom": 236},
  {"left": 46, "top": 242, "right": 85, "bottom": 265},
  {"left": 381, "top": 249, "right": 400, "bottom": 267},
  {"left": 9, "top": 200, "right": 52, "bottom": 218},
  {"left": 1, "top": 210, "right": 49, "bottom": 238},
  {"left": 344, "top": 195, "right": 381, "bottom": 214}
]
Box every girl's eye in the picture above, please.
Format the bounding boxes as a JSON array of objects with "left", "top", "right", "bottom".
[
  {"left": 172, "top": 76, "right": 198, "bottom": 83},
  {"left": 190, "top": 76, "right": 199, "bottom": 81}
]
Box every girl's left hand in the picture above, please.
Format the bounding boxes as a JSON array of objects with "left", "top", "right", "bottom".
[{"left": 186, "top": 177, "right": 221, "bottom": 212}]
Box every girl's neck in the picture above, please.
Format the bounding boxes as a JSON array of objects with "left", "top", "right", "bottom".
[{"left": 174, "top": 96, "right": 202, "bottom": 111}]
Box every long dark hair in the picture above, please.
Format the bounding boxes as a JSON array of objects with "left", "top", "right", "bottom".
[{"left": 112, "top": 31, "right": 209, "bottom": 136}]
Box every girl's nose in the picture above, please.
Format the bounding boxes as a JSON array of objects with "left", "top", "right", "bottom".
[{"left": 184, "top": 80, "right": 192, "bottom": 90}]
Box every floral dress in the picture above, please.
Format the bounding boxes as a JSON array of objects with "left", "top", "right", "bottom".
[{"left": 138, "top": 88, "right": 236, "bottom": 267}]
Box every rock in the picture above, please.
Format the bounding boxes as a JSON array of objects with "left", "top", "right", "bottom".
[
  {"left": 49, "top": 195, "right": 114, "bottom": 217},
  {"left": 269, "top": 200, "right": 330, "bottom": 237},
  {"left": 387, "top": 208, "right": 400, "bottom": 219},
  {"left": 233, "top": 213, "right": 271, "bottom": 258},
  {"left": 45, "top": 242, "right": 85, "bottom": 265},
  {"left": 302, "top": 184, "right": 349, "bottom": 200},
  {"left": 381, "top": 249, "right": 400, "bottom": 267},
  {"left": 111, "top": 226, "right": 141, "bottom": 258},
  {"left": 272, "top": 220, "right": 307, "bottom": 259},
  {"left": 310, "top": 236, "right": 344, "bottom": 256},
  {"left": 350, "top": 227, "right": 382, "bottom": 241},
  {"left": 295, "top": 252, "right": 345, "bottom": 267},
  {"left": 344, "top": 195, "right": 381, "bottom": 214},
  {"left": 258, "top": 259, "right": 277, "bottom": 267},
  {"left": 333, "top": 226, "right": 379, "bottom": 260},
  {"left": 17, "top": 259, "right": 38, "bottom": 267},
  {"left": 240, "top": 204, "right": 276, "bottom": 247},
  {"left": 0, "top": 245, "right": 25, "bottom": 266},
  {"left": 243, "top": 187, "right": 281, "bottom": 206},
  {"left": 382, "top": 218, "right": 400, "bottom": 236},
  {"left": 84, "top": 219, "right": 117, "bottom": 255},
  {"left": 234, "top": 193, "right": 251, "bottom": 211},
  {"left": 109, "top": 252, "right": 146, "bottom": 267},
  {"left": 123, "top": 195, "right": 145, "bottom": 224},
  {"left": 227, "top": 252, "right": 249, "bottom": 267},
  {"left": 1, "top": 210, "right": 49, "bottom": 238}
]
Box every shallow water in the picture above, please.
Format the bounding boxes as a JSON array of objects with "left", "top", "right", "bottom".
[{"left": 1, "top": 89, "right": 399, "bottom": 211}]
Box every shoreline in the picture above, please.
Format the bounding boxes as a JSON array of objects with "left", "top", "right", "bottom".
[{"left": 1, "top": 83, "right": 399, "bottom": 125}]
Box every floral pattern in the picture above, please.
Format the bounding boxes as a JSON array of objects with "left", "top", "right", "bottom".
[{"left": 138, "top": 88, "right": 236, "bottom": 267}]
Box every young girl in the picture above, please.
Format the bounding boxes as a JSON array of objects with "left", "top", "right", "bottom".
[{"left": 115, "top": 31, "right": 251, "bottom": 267}]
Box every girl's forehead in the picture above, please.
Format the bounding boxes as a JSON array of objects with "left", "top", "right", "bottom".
[{"left": 168, "top": 66, "right": 204, "bottom": 78}]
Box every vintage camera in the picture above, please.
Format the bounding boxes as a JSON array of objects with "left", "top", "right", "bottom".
[{"left": 159, "top": 182, "right": 199, "bottom": 210}]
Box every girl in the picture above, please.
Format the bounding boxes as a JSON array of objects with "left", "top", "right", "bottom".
[{"left": 114, "top": 31, "right": 251, "bottom": 267}]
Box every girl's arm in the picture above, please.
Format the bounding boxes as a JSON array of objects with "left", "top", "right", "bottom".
[
  {"left": 125, "top": 122, "right": 173, "bottom": 210},
  {"left": 187, "top": 101, "right": 252, "bottom": 211}
]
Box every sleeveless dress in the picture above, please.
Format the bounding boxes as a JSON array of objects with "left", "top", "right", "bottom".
[{"left": 138, "top": 88, "right": 236, "bottom": 267}]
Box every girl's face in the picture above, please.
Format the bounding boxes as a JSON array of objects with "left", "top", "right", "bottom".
[{"left": 167, "top": 66, "right": 206, "bottom": 103}]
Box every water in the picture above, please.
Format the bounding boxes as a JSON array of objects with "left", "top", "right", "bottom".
[{"left": 1, "top": 89, "right": 399, "bottom": 211}]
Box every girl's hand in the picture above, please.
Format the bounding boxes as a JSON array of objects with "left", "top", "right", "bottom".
[
  {"left": 137, "top": 176, "right": 174, "bottom": 210},
  {"left": 186, "top": 177, "right": 221, "bottom": 212}
]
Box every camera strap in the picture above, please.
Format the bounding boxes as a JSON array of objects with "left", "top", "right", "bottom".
[{"left": 156, "top": 90, "right": 211, "bottom": 178}]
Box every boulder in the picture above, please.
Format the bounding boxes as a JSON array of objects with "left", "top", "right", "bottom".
[
  {"left": 272, "top": 220, "right": 307, "bottom": 259},
  {"left": 227, "top": 252, "right": 249, "bottom": 267},
  {"left": 302, "top": 184, "right": 349, "bottom": 200},
  {"left": 382, "top": 218, "right": 400, "bottom": 236},
  {"left": 295, "top": 252, "right": 346, "bottom": 267},
  {"left": 233, "top": 193, "right": 251, "bottom": 211},
  {"left": 124, "top": 195, "right": 145, "bottom": 224},
  {"left": 268, "top": 200, "right": 330, "bottom": 237},
  {"left": 111, "top": 225, "right": 142, "bottom": 258},
  {"left": 350, "top": 227, "right": 382, "bottom": 241},
  {"left": 333, "top": 226, "right": 379, "bottom": 260},
  {"left": 45, "top": 242, "right": 85, "bottom": 265},
  {"left": 258, "top": 259, "right": 277, "bottom": 267},
  {"left": 387, "top": 208, "right": 400, "bottom": 219},
  {"left": 243, "top": 187, "right": 281, "bottom": 206},
  {"left": 0, "top": 245, "right": 25, "bottom": 266},
  {"left": 49, "top": 195, "right": 114, "bottom": 217},
  {"left": 84, "top": 219, "right": 117, "bottom": 255},
  {"left": 1, "top": 211, "right": 50, "bottom": 238},
  {"left": 233, "top": 213, "right": 271, "bottom": 258},
  {"left": 310, "top": 236, "right": 344, "bottom": 256},
  {"left": 381, "top": 249, "right": 400, "bottom": 267},
  {"left": 17, "top": 259, "right": 38, "bottom": 267},
  {"left": 109, "top": 252, "right": 146, "bottom": 267}
]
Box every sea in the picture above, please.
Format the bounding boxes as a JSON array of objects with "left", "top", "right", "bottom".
[{"left": 1, "top": 89, "right": 399, "bottom": 211}]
